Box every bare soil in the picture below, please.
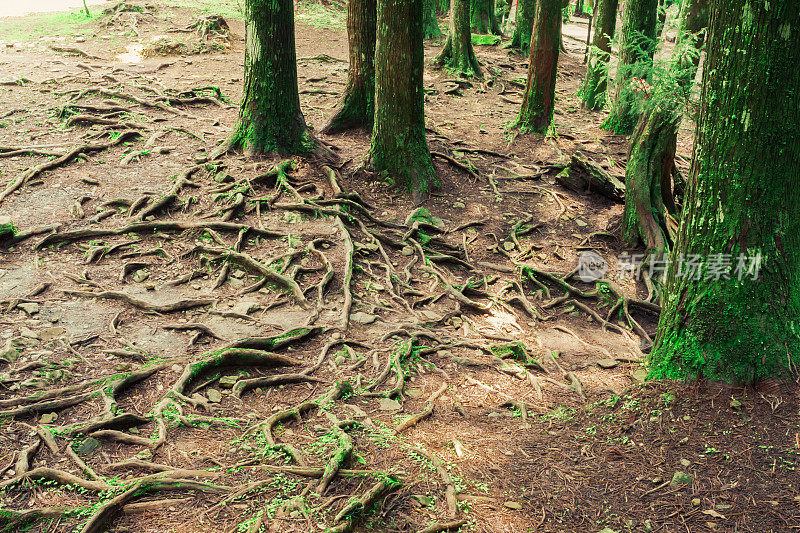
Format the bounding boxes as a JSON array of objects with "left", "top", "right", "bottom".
[{"left": 0, "top": 2, "right": 797, "bottom": 533}]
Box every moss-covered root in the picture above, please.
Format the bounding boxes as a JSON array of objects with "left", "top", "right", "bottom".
[
  {"left": 325, "top": 477, "right": 401, "bottom": 532},
  {"left": 434, "top": 0, "right": 482, "bottom": 77},
  {"left": 621, "top": 105, "right": 678, "bottom": 255},
  {"left": 370, "top": 0, "right": 437, "bottom": 201},
  {"left": 650, "top": 0, "right": 800, "bottom": 383},
  {"left": 316, "top": 412, "right": 355, "bottom": 495},
  {"left": 513, "top": 0, "right": 564, "bottom": 134}
]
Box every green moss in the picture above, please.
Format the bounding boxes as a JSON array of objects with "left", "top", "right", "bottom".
[{"left": 471, "top": 33, "right": 500, "bottom": 45}]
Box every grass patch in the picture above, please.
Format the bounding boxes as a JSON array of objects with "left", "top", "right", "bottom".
[
  {"left": 295, "top": 0, "right": 346, "bottom": 29},
  {"left": 0, "top": 10, "right": 97, "bottom": 41}
]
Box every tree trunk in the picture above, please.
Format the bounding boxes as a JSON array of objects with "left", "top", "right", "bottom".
[
  {"left": 470, "top": 0, "right": 501, "bottom": 34},
  {"left": 650, "top": 0, "right": 800, "bottom": 383},
  {"left": 424, "top": 0, "right": 443, "bottom": 38},
  {"left": 370, "top": 0, "right": 436, "bottom": 200},
  {"left": 231, "top": 0, "right": 310, "bottom": 154},
  {"left": 322, "top": 0, "right": 377, "bottom": 134},
  {"left": 514, "top": 0, "right": 563, "bottom": 133},
  {"left": 510, "top": 0, "right": 535, "bottom": 53},
  {"left": 437, "top": 0, "right": 451, "bottom": 14},
  {"left": 602, "top": 0, "right": 658, "bottom": 134},
  {"left": 578, "top": 0, "right": 619, "bottom": 109},
  {"left": 620, "top": 0, "right": 707, "bottom": 253},
  {"left": 574, "top": 0, "right": 586, "bottom": 17},
  {"left": 435, "top": 0, "right": 482, "bottom": 77}
]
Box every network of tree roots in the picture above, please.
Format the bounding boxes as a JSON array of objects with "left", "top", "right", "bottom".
[{"left": 0, "top": 2, "right": 797, "bottom": 533}]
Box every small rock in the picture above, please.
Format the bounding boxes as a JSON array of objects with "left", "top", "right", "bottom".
[
  {"left": 207, "top": 388, "right": 223, "bottom": 403},
  {"left": 132, "top": 270, "right": 149, "bottom": 283},
  {"left": 219, "top": 375, "right": 239, "bottom": 389},
  {"left": 350, "top": 312, "right": 378, "bottom": 325},
  {"left": 0, "top": 216, "right": 14, "bottom": 238},
  {"left": 691, "top": 498, "right": 702, "bottom": 507},
  {"left": 18, "top": 302, "right": 40, "bottom": 315},
  {"left": 401, "top": 246, "right": 414, "bottom": 256},
  {"left": 670, "top": 471, "right": 692, "bottom": 485},
  {"left": 487, "top": 412, "right": 501, "bottom": 418},
  {"left": 631, "top": 369, "right": 648, "bottom": 383},
  {"left": 502, "top": 241, "right": 516, "bottom": 251},
  {"left": 39, "top": 327, "right": 66, "bottom": 342},
  {"left": 503, "top": 501, "right": 523, "bottom": 510},
  {"left": 192, "top": 284, "right": 202, "bottom": 290},
  {"left": 76, "top": 437, "right": 101, "bottom": 456},
  {"left": 452, "top": 201, "right": 466, "bottom": 209},
  {"left": 405, "top": 389, "right": 423, "bottom": 399},
  {"left": 40, "top": 412, "right": 58, "bottom": 424},
  {"left": 19, "top": 327, "right": 39, "bottom": 340},
  {"left": 378, "top": 398, "right": 402, "bottom": 411},
  {"left": 411, "top": 494, "right": 434, "bottom": 507},
  {"left": 679, "top": 458, "right": 691, "bottom": 467},
  {"left": 575, "top": 219, "right": 588, "bottom": 227},
  {"left": 596, "top": 358, "right": 619, "bottom": 369},
  {"left": 231, "top": 269, "right": 245, "bottom": 279}
]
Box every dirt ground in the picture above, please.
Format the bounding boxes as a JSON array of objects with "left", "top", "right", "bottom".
[{"left": 0, "top": 2, "right": 797, "bottom": 532}]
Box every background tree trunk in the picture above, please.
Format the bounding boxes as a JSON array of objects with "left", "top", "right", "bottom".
[
  {"left": 437, "top": 0, "right": 451, "bottom": 14},
  {"left": 578, "top": 0, "right": 619, "bottom": 109},
  {"left": 370, "top": 0, "right": 436, "bottom": 201},
  {"left": 620, "top": 0, "right": 707, "bottom": 253},
  {"left": 435, "top": 0, "right": 482, "bottom": 76},
  {"left": 470, "top": 0, "right": 501, "bottom": 34},
  {"left": 231, "top": 0, "right": 310, "bottom": 154},
  {"left": 510, "top": 0, "right": 535, "bottom": 53},
  {"left": 424, "top": 0, "right": 444, "bottom": 38},
  {"left": 514, "top": 0, "right": 563, "bottom": 133},
  {"left": 650, "top": 0, "right": 800, "bottom": 382},
  {"left": 322, "top": 0, "right": 377, "bottom": 134},
  {"left": 603, "top": 0, "right": 658, "bottom": 134}
]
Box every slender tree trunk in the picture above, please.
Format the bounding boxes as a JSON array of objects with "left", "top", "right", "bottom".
[
  {"left": 231, "top": 0, "right": 310, "bottom": 154},
  {"left": 424, "top": 0, "right": 444, "bottom": 38},
  {"left": 437, "top": 0, "right": 451, "bottom": 14},
  {"left": 435, "top": 0, "right": 482, "bottom": 77},
  {"left": 323, "top": 0, "right": 377, "bottom": 134},
  {"left": 650, "top": 0, "right": 800, "bottom": 383},
  {"left": 514, "top": 0, "right": 564, "bottom": 133},
  {"left": 370, "top": 0, "right": 436, "bottom": 201},
  {"left": 603, "top": 0, "right": 658, "bottom": 134},
  {"left": 470, "top": 0, "right": 501, "bottom": 34},
  {"left": 621, "top": 0, "right": 707, "bottom": 253},
  {"left": 510, "top": 0, "right": 535, "bottom": 53},
  {"left": 579, "top": 0, "right": 619, "bottom": 109},
  {"left": 574, "top": 0, "right": 586, "bottom": 17}
]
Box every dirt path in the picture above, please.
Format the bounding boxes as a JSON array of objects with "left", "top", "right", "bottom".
[{"left": 0, "top": 2, "right": 796, "bottom": 533}]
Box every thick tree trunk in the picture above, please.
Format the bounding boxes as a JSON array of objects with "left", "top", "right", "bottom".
[
  {"left": 578, "top": 0, "right": 619, "bottom": 109},
  {"left": 322, "top": 0, "right": 377, "bottom": 134},
  {"left": 650, "top": 0, "right": 800, "bottom": 383},
  {"left": 424, "top": 0, "right": 443, "bottom": 38},
  {"left": 435, "top": 0, "right": 482, "bottom": 77},
  {"left": 514, "top": 0, "right": 563, "bottom": 133},
  {"left": 370, "top": 0, "right": 436, "bottom": 200},
  {"left": 510, "top": 0, "right": 535, "bottom": 53},
  {"left": 603, "top": 0, "right": 658, "bottom": 134},
  {"left": 620, "top": 0, "right": 707, "bottom": 253},
  {"left": 231, "top": 0, "right": 310, "bottom": 154},
  {"left": 470, "top": 0, "right": 501, "bottom": 34}
]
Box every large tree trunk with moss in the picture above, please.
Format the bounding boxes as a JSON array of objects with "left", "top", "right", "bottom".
[
  {"left": 650, "top": 0, "right": 800, "bottom": 383},
  {"left": 470, "top": 0, "right": 501, "bottom": 34},
  {"left": 602, "top": 0, "right": 658, "bottom": 134},
  {"left": 322, "top": 0, "right": 377, "bottom": 134},
  {"left": 578, "top": 0, "right": 619, "bottom": 109},
  {"left": 620, "top": 0, "right": 707, "bottom": 253},
  {"left": 510, "top": 0, "right": 535, "bottom": 53},
  {"left": 424, "top": 0, "right": 443, "bottom": 38},
  {"left": 370, "top": 0, "right": 436, "bottom": 201},
  {"left": 231, "top": 0, "right": 310, "bottom": 154},
  {"left": 514, "top": 0, "right": 563, "bottom": 133},
  {"left": 435, "top": 0, "right": 482, "bottom": 76}
]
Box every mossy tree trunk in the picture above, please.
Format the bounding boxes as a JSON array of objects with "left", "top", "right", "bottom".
[
  {"left": 510, "top": 0, "right": 535, "bottom": 53},
  {"left": 435, "top": 0, "right": 482, "bottom": 77},
  {"left": 650, "top": 0, "right": 800, "bottom": 383},
  {"left": 437, "top": 0, "right": 451, "bottom": 14},
  {"left": 370, "top": 0, "right": 436, "bottom": 201},
  {"left": 514, "top": 0, "right": 564, "bottom": 133},
  {"left": 578, "top": 0, "right": 619, "bottom": 109},
  {"left": 603, "top": 0, "right": 658, "bottom": 134},
  {"left": 470, "top": 0, "right": 501, "bottom": 34},
  {"left": 621, "top": 0, "right": 707, "bottom": 253},
  {"left": 424, "top": 0, "right": 443, "bottom": 38},
  {"left": 322, "top": 0, "right": 377, "bottom": 134},
  {"left": 231, "top": 0, "right": 311, "bottom": 154}
]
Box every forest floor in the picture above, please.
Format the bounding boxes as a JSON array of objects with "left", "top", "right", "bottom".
[{"left": 0, "top": 1, "right": 798, "bottom": 532}]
